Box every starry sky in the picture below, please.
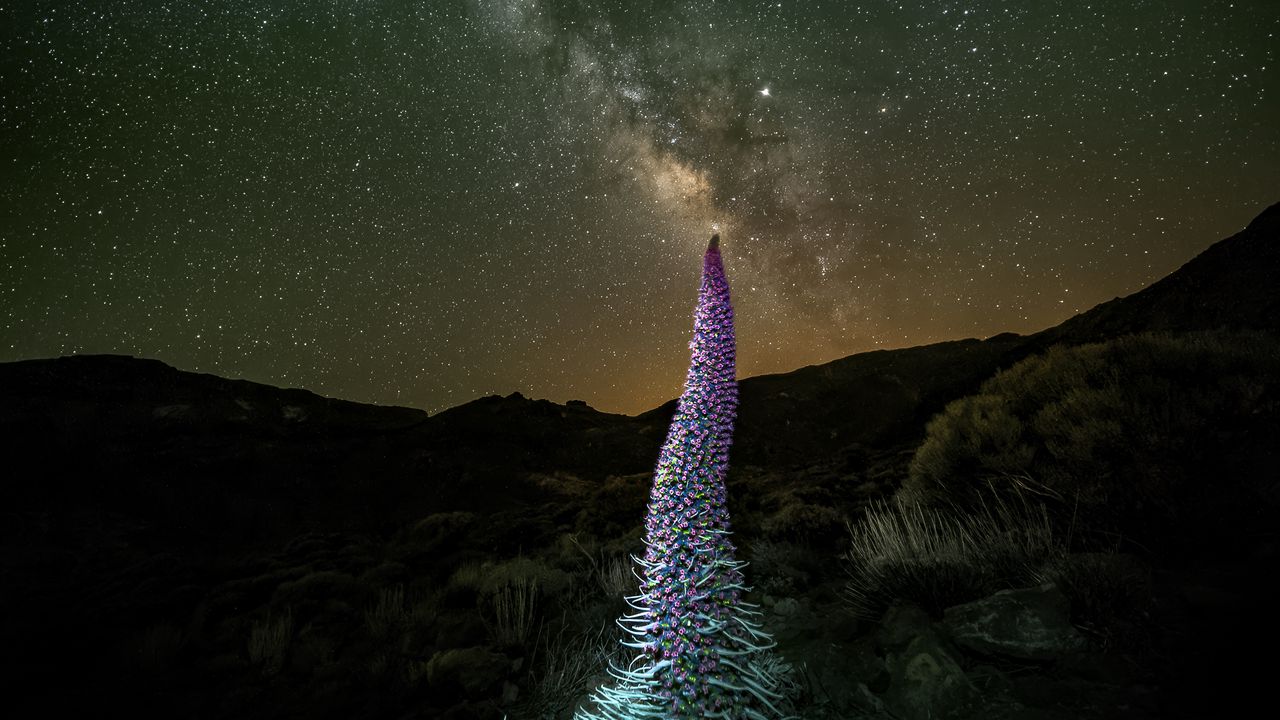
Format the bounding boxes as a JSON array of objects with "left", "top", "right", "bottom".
[{"left": 2, "top": 1, "right": 1277, "bottom": 415}]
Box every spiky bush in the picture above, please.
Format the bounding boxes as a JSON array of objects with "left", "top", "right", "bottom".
[
  {"left": 364, "top": 585, "right": 407, "bottom": 639},
  {"left": 576, "top": 236, "right": 789, "bottom": 720},
  {"left": 249, "top": 610, "right": 293, "bottom": 676},
  {"left": 843, "top": 495, "right": 1062, "bottom": 619},
  {"left": 517, "top": 623, "right": 628, "bottom": 719},
  {"left": 490, "top": 576, "right": 539, "bottom": 648}
]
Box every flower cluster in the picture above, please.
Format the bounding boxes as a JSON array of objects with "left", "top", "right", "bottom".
[{"left": 576, "top": 236, "right": 787, "bottom": 720}]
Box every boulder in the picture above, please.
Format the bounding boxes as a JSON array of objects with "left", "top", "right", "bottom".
[
  {"left": 426, "top": 646, "right": 510, "bottom": 699},
  {"left": 942, "top": 583, "right": 1085, "bottom": 661},
  {"left": 883, "top": 633, "right": 977, "bottom": 720},
  {"left": 772, "top": 597, "right": 802, "bottom": 617},
  {"left": 800, "top": 637, "right": 888, "bottom": 712},
  {"left": 877, "top": 603, "right": 934, "bottom": 650}
]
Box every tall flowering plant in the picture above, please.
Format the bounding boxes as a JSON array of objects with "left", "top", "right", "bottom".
[{"left": 576, "top": 236, "right": 787, "bottom": 720}]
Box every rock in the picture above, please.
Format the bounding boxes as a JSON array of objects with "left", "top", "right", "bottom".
[
  {"left": 501, "top": 680, "right": 519, "bottom": 704},
  {"left": 434, "top": 612, "right": 488, "bottom": 648},
  {"left": 828, "top": 607, "right": 862, "bottom": 643},
  {"left": 877, "top": 603, "right": 934, "bottom": 650},
  {"left": 883, "top": 633, "right": 977, "bottom": 720},
  {"left": 772, "top": 597, "right": 801, "bottom": 617},
  {"left": 850, "top": 682, "right": 888, "bottom": 715},
  {"left": 792, "top": 637, "right": 888, "bottom": 714},
  {"left": 426, "top": 646, "right": 510, "bottom": 699},
  {"left": 942, "top": 583, "right": 1085, "bottom": 661},
  {"left": 152, "top": 404, "right": 191, "bottom": 421},
  {"left": 967, "top": 663, "right": 1013, "bottom": 695}
]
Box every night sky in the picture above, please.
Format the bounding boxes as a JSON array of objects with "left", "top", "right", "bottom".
[{"left": 2, "top": 1, "right": 1277, "bottom": 415}]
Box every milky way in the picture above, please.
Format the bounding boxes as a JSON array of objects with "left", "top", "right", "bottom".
[{"left": 2, "top": 1, "right": 1277, "bottom": 414}]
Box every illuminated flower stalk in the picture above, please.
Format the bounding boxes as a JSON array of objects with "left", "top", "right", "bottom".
[{"left": 577, "top": 235, "right": 787, "bottom": 720}]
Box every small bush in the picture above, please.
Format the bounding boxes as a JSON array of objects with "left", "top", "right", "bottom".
[
  {"left": 447, "top": 561, "right": 486, "bottom": 595},
  {"left": 1036, "top": 552, "right": 1155, "bottom": 652},
  {"left": 364, "top": 585, "right": 408, "bottom": 639},
  {"left": 290, "top": 625, "right": 336, "bottom": 675},
  {"left": 514, "top": 623, "right": 627, "bottom": 719},
  {"left": 596, "top": 555, "right": 634, "bottom": 599},
  {"left": 843, "top": 495, "right": 1062, "bottom": 619},
  {"left": 273, "top": 571, "right": 362, "bottom": 614},
  {"left": 408, "top": 592, "right": 440, "bottom": 631},
  {"left": 446, "top": 556, "right": 565, "bottom": 649},
  {"left": 566, "top": 534, "right": 637, "bottom": 602},
  {"left": 360, "top": 561, "right": 409, "bottom": 587},
  {"left": 746, "top": 540, "right": 815, "bottom": 595},
  {"left": 407, "top": 511, "right": 476, "bottom": 548},
  {"left": 762, "top": 501, "right": 846, "bottom": 540},
  {"left": 368, "top": 652, "right": 390, "bottom": 678},
  {"left": 249, "top": 610, "right": 293, "bottom": 676},
  {"left": 489, "top": 576, "right": 538, "bottom": 648},
  {"left": 133, "top": 623, "right": 185, "bottom": 674},
  {"left": 575, "top": 473, "right": 649, "bottom": 539},
  {"left": 447, "top": 556, "right": 572, "bottom": 600}
]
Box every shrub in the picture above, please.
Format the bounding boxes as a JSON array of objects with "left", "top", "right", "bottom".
[
  {"left": 515, "top": 623, "right": 626, "bottom": 719},
  {"left": 843, "top": 495, "right": 1062, "bottom": 619},
  {"left": 1035, "top": 552, "right": 1155, "bottom": 652},
  {"left": 746, "top": 540, "right": 815, "bottom": 595},
  {"left": 368, "top": 652, "right": 390, "bottom": 678},
  {"left": 273, "top": 571, "right": 362, "bottom": 614},
  {"left": 592, "top": 555, "right": 634, "bottom": 601},
  {"left": 364, "top": 585, "right": 408, "bottom": 639},
  {"left": 762, "top": 501, "right": 847, "bottom": 541},
  {"left": 249, "top": 610, "right": 293, "bottom": 676},
  {"left": 290, "top": 625, "right": 337, "bottom": 675},
  {"left": 574, "top": 473, "right": 649, "bottom": 539},
  {"left": 903, "top": 332, "right": 1280, "bottom": 539},
  {"left": 489, "top": 575, "right": 538, "bottom": 648},
  {"left": 447, "top": 556, "right": 573, "bottom": 600},
  {"left": 133, "top": 623, "right": 185, "bottom": 674},
  {"left": 566, "top": 534, "right": 637, "bottom": 601},
  {"left": 409, "top": 511, "right": 477, "bottom": 546},
  {"left": 446, "top": 556, "right": 569, "bottom": 649}
]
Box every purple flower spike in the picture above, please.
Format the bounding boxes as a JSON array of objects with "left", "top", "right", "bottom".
[{"left": 576, "top": 236, "right": 789, "bottom": 720}]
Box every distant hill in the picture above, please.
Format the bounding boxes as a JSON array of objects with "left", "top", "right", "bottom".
[
  {"left": 0, "top": 356, "right": 658, "bottom": 551},
  {"left": 1031, "top": 201, "right": 1280, "bottom": 345}
]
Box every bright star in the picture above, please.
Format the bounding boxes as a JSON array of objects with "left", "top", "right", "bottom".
[{"left": 760, "top": 87, "right": 771, "bottom": 97}]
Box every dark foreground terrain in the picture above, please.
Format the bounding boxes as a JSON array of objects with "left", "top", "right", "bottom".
[{"left": 2, "top": 203, "right": 1278, "bottom": 719}]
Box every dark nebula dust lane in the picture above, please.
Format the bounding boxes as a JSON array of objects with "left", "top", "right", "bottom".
[{"left": 2, "top": 0, "right": 1277, "bottom": 414}]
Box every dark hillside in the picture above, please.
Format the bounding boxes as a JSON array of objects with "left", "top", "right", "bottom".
[{"left": 1032, "top": 201, "right": 1280, "bottom": 345}]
